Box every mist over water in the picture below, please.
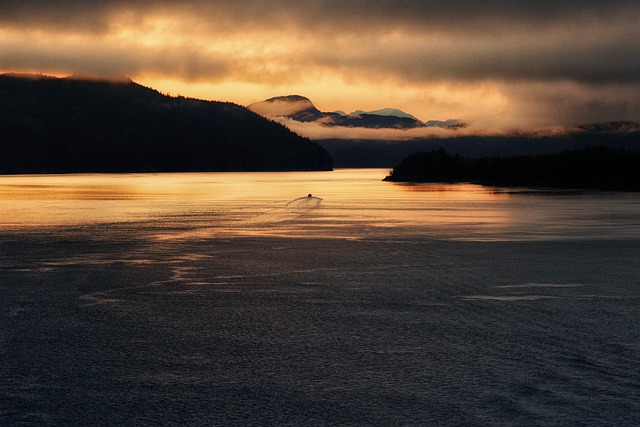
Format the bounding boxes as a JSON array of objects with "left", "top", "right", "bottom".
[{"left": 1, "top": 170, "right": 639, "bottom": 425}]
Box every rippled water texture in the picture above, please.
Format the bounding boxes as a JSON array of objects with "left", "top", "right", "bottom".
[
  {"left": 1, "top": 170, "right": 639, "bottom": 425},
  {"left": 1, "top": 169, "right": 640, "bottom": 241}
]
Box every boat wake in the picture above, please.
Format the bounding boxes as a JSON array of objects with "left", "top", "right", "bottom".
[{"left": 285, "top": 195, "right": 323, "bottom": 208}]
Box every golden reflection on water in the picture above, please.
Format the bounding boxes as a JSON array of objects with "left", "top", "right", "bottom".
[{"left": 1, "top": 169, "right": 638, "bottom": 241}]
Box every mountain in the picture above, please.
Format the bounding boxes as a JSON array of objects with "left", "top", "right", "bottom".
[
  {"left": 424, "top": 119, "right": 466, "bottom": 129},
  {"left": 0, "top": 75, "right": 332, "bottom": 173},
  {"left": 249, "top": 95, "right": 427, "bottom": 129},
  {"left": 249, "top": 95, "right": 328, "bottom": 123},
  {"left": 350, "top": 108, "right": 420, "bottom": 121}
]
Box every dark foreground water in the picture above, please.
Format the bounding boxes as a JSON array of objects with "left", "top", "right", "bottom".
[{"left": 1, "top": 170, "right": 639, "bottom": 425}]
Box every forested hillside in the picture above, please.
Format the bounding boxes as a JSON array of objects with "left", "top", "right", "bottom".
[
  {"left": 384, "top": 147, "right": 640, "bottom": 190},
  {"left": 0, "top": 74, "right": 332, "bottom": 173}
]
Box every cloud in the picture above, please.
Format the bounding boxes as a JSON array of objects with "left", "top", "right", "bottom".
[
  {"left": 1, "top": 1, "right": 639, "bottom": 131},
  {"left": 0, "top": 30, "right": 231, "bottom": 81},
  {"left": 271, "top": 117, "right": 460, "bottom": 140},
  {"left": 1, "top": 1, "right": 637, "bottom": 33},
  {"left": 503, "top": 81, "right": 640, "bottom": 127},
  {"left": 4, "top": 1, "right": 636, "bottom": 85},
  {"left": 324, "top": 30, "right": 640, "bottom": 85}
]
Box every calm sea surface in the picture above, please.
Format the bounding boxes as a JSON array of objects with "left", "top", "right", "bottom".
[{"left": 1, "top": 169, "right": 639, "bottom": 425}]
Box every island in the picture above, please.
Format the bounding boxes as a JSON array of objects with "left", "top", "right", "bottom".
[
  {"left": 383, "top": 147, "right": 640, "bottom": 191},
  {"left": 0, "top": 74, "right": 333, "bottom": 173}
]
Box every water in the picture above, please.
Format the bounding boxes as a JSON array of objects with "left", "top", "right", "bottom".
[
  {"left": 1, "top": 170, "right": 639, "bottom": 425},
  {"left": 2, "top": 169, "right": 639, "bottom": 241}
]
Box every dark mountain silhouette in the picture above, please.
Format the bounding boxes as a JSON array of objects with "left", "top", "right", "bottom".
[
  {"left": 248, "top": 95, "right": 427, "bottom": 129},
  {"left": 424, "top": 119, "right": 466, "bottom": 129},
  {"left": 257, "top": 95, "right": 327, "bottom": 122},
  {"left": 0, "top": 74, "right": 332, "bottom": 173},
  {"left": 576, "top": 121, "right": 640, "bottom": 134},
  {"left": 383, "top": 146, "right": 640, "bottom": 191}
]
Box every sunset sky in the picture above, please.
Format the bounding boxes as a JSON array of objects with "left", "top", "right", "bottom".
[{"left": 2, "top": 1, "right": 639, "bottom": 135}]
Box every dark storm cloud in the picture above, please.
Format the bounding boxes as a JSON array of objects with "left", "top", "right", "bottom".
[
  {"left": 2, "top": 0, "right": 638, "bottom": 85},
  {"left": 1, "top": 0, "right": 637, "bottom": 31},
  {"left": 308, "top": 29, "right": 640, "bottom": 84}
]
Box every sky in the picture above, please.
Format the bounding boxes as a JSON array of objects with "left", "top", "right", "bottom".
[{"left": 2, "top": 0, "right": 640, "bottom": 136}]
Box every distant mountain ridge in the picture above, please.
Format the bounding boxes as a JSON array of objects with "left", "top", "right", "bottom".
[
  {"left": 249, "top": 95, "right": 462, "bottom": 130},
  {"left": 0, "top": 74, "right": 332, "bottom": 173},
  {"left": 347, "top": 108, "right": 420, "bottom": 121}
]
